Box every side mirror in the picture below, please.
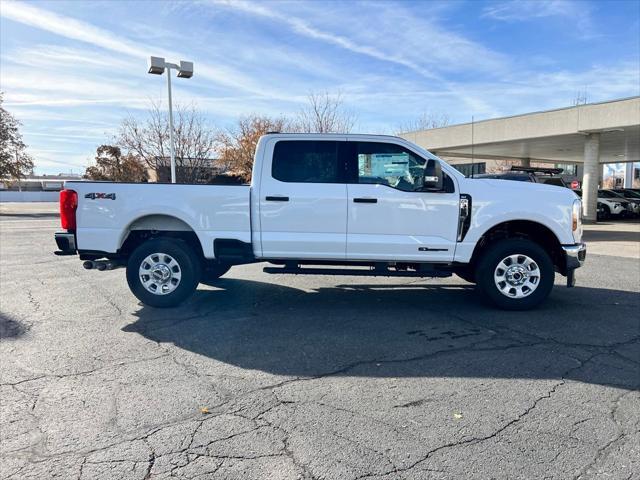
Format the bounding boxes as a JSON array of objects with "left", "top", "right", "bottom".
[{"left": 423, "top": 159, "right": 443, "bottom": 191}]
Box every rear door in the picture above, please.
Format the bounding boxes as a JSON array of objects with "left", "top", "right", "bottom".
[
  {"left": 259, "top": 138, "right": 348, "bottom": 259},
  {"left": 345, "top": 140, "right": 459, "bottom": 262}
]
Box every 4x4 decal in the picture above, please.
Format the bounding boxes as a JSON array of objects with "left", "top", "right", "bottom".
[{"left": 84, "top": 193, "right": 116, "bottom": 200}]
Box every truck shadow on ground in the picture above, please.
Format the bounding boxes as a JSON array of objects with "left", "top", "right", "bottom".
[{"left": 124, "top": 278, "right": 639, "bottom": 389}]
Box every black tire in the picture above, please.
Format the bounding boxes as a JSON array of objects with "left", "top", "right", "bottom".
[
  {"left": 475, "top": 238, "right": 554, "bottom": 310},
  {"left": 199, "top": 263, "right": 231, "bottom": 287},
  {"left": 601, "top": 205, "right": 611, "bottom": 220},
  {"left": 126, "top": 238, "right": 201, "bottom": 308}
]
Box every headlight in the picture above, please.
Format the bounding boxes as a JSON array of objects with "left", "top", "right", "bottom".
[
  {"left": 572, "top": 199, "right": 582, "bottom": 241},
  {"left": 614, "top": 203, "right": 622, "bottom": 208}
]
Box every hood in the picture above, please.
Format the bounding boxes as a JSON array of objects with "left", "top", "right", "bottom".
[{"left": 463, "top": 178, "right": 579, "bottom": 201}]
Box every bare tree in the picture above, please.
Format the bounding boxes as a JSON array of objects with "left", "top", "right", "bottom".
[
  {"left": 571, "top": 90, "right": 589, "bottom": 106},
  {"left": 292, "top": 91, "right": 356, "bottom": 133},
  {"left": 214, "top": 92, "right": 354, "bottom": 182},
  {"left": 117, "top": 101, "right": 216, "bottom": 183},
  {"left": 0, "top": 93, "right": 34, "bottom": 187},
  {"left": 84, "top": 145, "right": 148, "bottom": 182},
  {"left": 486, "top": 158, "right": 520, "bottom": 174},
  {"left": 215, "top": 115, "right": 289, "bottom": 182},
  {"left": 396, "top": 111, "right": 450, "bottom": 134}
]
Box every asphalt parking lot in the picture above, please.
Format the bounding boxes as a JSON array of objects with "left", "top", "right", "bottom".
[{"left": 1, "top": 203, "right": 639, "bottom": 480}]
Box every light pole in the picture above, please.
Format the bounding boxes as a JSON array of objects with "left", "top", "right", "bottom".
[{"left": 147, "top": 56, "right": 194, "bottom": 183}]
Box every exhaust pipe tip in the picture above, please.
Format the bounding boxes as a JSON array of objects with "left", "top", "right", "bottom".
[{"left": 83, "top": 261, "right": 94, "bottom": 270}]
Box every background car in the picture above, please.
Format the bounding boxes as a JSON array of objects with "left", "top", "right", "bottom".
[
  {"left": 616, "top": 188, "right": 640, "bottom": 199},
  {"left": 599, "top": 190, "right": 639, "bottom": 217},
  {"left": 597, "top": 202, "right": 608, "bottom": 220},
  {"left": 474, "top": 166, "right": 569, "bottom": 186},
  {"left": 573, "top": 189, "right": 629, "bottom": 218}
]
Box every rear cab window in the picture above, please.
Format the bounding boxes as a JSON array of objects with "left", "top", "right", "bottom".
[{"left": 272, "top": 141, "right": 344, "bottom": 183}]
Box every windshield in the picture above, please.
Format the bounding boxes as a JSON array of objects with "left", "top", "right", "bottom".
[
  {"left": 622, "top": 190, "right": 640, "bottom": 199},
  {"left": 599, "top": 190, "right": 624, "bottom": 199}
]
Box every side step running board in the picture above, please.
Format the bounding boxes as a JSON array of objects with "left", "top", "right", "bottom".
[{"left": 263, "top": 266, "right": 452, "bottom": 278}]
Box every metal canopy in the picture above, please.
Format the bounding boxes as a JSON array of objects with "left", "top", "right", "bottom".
[{"left": 401, "top": 97, "right": 640, "bottom": 165}]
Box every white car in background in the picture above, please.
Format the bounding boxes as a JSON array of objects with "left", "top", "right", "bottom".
[
  {"left": 573, "top": 190, "right": 628, "bottom": 217},
  {"left": 601, "top": 189, "right": 640, "bottom": 217}
]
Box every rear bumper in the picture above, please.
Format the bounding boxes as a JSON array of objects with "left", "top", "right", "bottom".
[{"left": 54, "top": 232, "right": 77, "bottom": 256}]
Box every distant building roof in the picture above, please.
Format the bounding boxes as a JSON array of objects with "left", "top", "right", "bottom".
[{"left": 401, "top": 96, "right": 640, "bottom": 164}]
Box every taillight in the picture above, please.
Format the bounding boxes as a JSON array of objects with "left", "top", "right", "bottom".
[{"left": 60, "top": 189, "right": 78, "bottom": 230}]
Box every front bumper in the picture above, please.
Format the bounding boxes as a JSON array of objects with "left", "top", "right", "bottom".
[
  {"left": 562, "top": 243, "right": 586, "bottom": 287},
  {"left": 54, "top": 231, "right": 77, "bottom": 256},
  {"left": 612, "top": 206, "right": 627, "bottom": 215}
]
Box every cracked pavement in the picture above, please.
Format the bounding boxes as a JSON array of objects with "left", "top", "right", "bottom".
[{"left": 1, "top": 203, "right": 639, "bottom": 480}]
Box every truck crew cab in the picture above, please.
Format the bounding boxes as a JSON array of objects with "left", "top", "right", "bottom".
[{"left": 54, "top": 134, "right": 586, "bottom": 310}]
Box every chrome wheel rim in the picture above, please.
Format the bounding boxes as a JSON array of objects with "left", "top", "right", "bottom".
[
  {"left": 139, "top": 253, "right": 182, "bottom": 295},
  {"left": 494, "top": 254, "right": 540, "bottom": 299}
]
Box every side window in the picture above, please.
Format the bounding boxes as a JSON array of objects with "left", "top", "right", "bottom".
[
  {"left": 272, "top": 141, "right": 343, "bottom": 183},
  {"left": 355, "top": 142, "right": 426, "bottom": 192}
]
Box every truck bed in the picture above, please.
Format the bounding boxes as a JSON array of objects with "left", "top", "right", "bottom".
[{"left": 66, "top": 181, "right": 251, "bottom": 258}]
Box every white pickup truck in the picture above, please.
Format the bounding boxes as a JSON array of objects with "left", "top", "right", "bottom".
[{"left": 54, "top": 133, "right": 586, "bottom": 310}]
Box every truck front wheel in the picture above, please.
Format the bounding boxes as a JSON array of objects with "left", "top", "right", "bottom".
[
  {"left": 475, "top": 238, "right": 554, "bottom": 310},
  {"left": 126, "top": 238, "right": 201, "bottom": 308}
]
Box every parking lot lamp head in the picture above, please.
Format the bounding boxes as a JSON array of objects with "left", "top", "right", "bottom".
[
  {"left": 177, "top": 61, "right": 194, "bottom": 78},
  {"left": 147, "top": 56, "right": 166, "bottom": 75},
  {"left": 147, "top": 56, "right": 194, "bottom": 183}
]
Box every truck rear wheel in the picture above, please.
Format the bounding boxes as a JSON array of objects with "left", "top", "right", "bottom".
[
  {"left": 475, "top": 238, "right": 554, "bottom": 310},
  {"left": 126, "top": 238, "right": 201, "bottom": 308}
]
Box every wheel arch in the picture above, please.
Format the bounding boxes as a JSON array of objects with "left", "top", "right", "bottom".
[
  {"left": 118, "top": 214, "right": 205, "bottom": 260},
  {"left": 469, "top": 220, "right": 566, "bottom": 274}
]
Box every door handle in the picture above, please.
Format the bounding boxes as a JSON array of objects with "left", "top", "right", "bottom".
[
  {"left": 265, "top": 196, "right": 289, "bottom": 202},
  {"left": 353, "top": 198, "right": 377, "bottom": 203}
]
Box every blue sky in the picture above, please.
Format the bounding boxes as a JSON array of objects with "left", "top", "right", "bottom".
[{"left": 1, "top": 0, "right": 639, "bottom": 174}]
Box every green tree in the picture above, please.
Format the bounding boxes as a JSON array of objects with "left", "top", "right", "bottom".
[
  {"left": 0, "top": 93, "right": 34, "bottom": 185},
  {"left": 84, "top": 145, "right": 148, "bottom": 182}
]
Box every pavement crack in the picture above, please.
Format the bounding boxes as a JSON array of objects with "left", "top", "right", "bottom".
[
  {"left": 77, "top": 457, "right": 86, "bottom": 480},
  {"left": 572, "top": 389, "right": 636, "bottom": 479},
  {"left": 358, "top": 352, "right": 604, "bottom": 479},
  {"left": 142, "top": 440, "right": 156, "bottom": 480}
]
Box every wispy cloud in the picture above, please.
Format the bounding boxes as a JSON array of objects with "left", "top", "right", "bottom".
[
  {"left": 210, "top": 0, "right": 502, "bottom": 113},
  {"left": 0, "top": 1, "right": 289, "bottom": 99},
  {"left": 3, "top": 44, "right": 137, "bottom": 71},
  {"left": 213, "top": 0, "right": 506, "bottom": 76},
  {"left": 482, "top": 0, "right": 594, "bottom": 37},
  {"left": 483, "top": 0, "right": 585, "bottom": 21},
  {"left": 1, "top": 1, "right": 148, "bottom": 57}
]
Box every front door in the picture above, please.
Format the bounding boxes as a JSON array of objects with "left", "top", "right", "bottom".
[
  {"left": 346, "top": 141, "right": 459, "bottom": 262},
  {"left": 259, "top": 139, "right": 347, "bottom": 260}
]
